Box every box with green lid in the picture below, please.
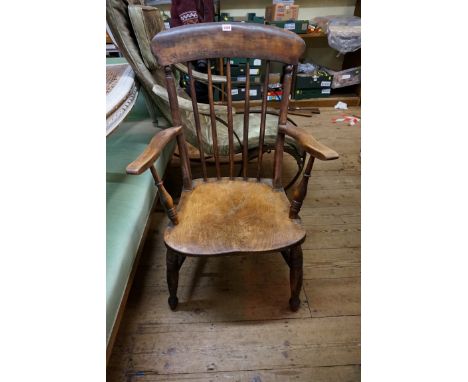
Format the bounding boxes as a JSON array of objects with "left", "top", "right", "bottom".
[
  {"left": 267, "top": 20, "right": 309, "bottom": 34},
  {"left": 231, "top": 85, "right": 262, "bottom": 101},
  {"left": 230, "top": 64, "right": 262, "bottom": 77},
  {"left": 225, "top": 58, "right": 263, "bottom": 67},
  {"left": 295, "top": 71, "right": 333, "bottom": 89},
  {"left": 293, "top": 88, "right": 331, "bottom": 99},
  {"left": 232, "top": 75, "right": 263, "bottom": 85}
]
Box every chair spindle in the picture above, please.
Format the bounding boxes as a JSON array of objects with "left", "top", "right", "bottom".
[
  {"left": 256, "top": 59, "right": 270, "bottom": 180},
  {"left": 225, "top": 59, "right": 235, "bottom": 179},
  {"left": 206, "top": 59, "right": 221, "bottom": 179},
  {"left": 187, "top": 62, "right": 208, "bottom": 181},
  {"left": 242, "top": 59, "right": 250, "bottom": 179},
  {"left": 273, "top": 64, "right": 294, "bottom": 189},
  {"left": 164, "top": 66, "right": 192, "bottom": 190},
  {"left": 150, "top": 165, "right": 179, "bottom": 225}
]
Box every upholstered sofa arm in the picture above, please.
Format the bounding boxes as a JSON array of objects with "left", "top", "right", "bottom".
[
  {"left": 152, "top": 84, "right": 232, "bottom": 116},
  {"left": 127, "top": 126, "right": 182, "bottom": 175},
  {"left": 174, "top": 63, "right": 227, "bottom": 84},
  {"left": 279, "top": 122, "right": 339, "bottom": 161}
]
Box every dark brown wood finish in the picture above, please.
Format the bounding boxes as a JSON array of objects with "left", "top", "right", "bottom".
[
  {"left": 256, "top": 60, "right": 270, "bottom": 180},
  {"left": 206, "top": 59, "right": 221, "bottom": 179},
  {"left": 289, "top": 155, "right": 315, "bottom": 220},
  {"left": 126, "top": 23, "right": 340, "bottom": 312},
  {"left": 152, "top": 22, "right": 305, "bottom": 66},
  {"left": 150, "top": 166, "right": 178, "bottom": 225},
  {"left": 187, "top": 62, "right": 208, "bottom": 180},
  {"left": 242, "top": 59, "right": 250, "bottom": 179},
  {"left": 126, "top": 125, "right": 181, "bottom": 175},
  {"left": 226, "top": 59, "right": 235, "bottom": 179},
  {"left": 273, "top": 64, "right": 294, "bottom": 189},
  {"left": 164, "top": 66, "right": 192, "bottom": 190}
]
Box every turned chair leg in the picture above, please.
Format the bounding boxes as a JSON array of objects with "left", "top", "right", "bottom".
[
  {"left": 166, "top": 249, "right": 186, "bottom": 310},
  {"left": 288, "top": 245, "right": 303, "bottom": 312}
]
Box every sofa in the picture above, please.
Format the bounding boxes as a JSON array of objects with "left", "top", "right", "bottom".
[{"left": 106, "top": 84, "right": 174, "bottom": 359}]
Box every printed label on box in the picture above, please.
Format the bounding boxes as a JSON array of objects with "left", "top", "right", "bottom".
[
  {"left": 236, "top": 76, "right": 246, "bottom": 82},
  {"left": 284, "top": 23, "right": 295, "bottom": 30},
  {"left": 321, "top": 81, "right": 331, "bottom": 87},
  {"left": 341, "top": 74, "right": 351, "bottom": 79},
  {"left": 253, "top": 59, "right": 261, "bottom": 66},
  {"left": 222, "top": 24, "right": 232, "bottom": 31},
  {"left": 250, "top": 68, "right": 260, "bottom": 75},
  {"left": 231, "top": 89, "right": 239, "bottom": 95},
  {"left": 322, "top": 88, "right": 331, "bottom": 94},
  {"left": 249, "top": 89, "right": 258, "bottom": 96}
]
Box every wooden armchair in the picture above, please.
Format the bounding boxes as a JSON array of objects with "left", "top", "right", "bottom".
[
  {"left": 107, "top": 0, "right": 307, "bottom": 189},
  {"left": 127, "top": 23, "right": 339, "bottom": 312}
]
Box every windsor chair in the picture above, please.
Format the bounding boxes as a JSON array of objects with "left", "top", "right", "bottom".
[
  {"left": 126, "top": 22, "right": 339, "bottom": 312},
  {"left": 107, "top": 0, "right": 307, "bottom": 189}
]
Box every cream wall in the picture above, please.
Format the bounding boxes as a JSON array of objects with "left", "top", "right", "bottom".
[
  {"left": 155, "top": 1, "right": 358, "bottom": 70},
  {"left": 221, "top": 0, "right": 356, "bottom": 19},
  {"left": 156, "top": 0, "right": 356, "bottom": 20}
]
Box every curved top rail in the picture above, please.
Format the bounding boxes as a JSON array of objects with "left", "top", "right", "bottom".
[{"left": 151, "top": 22, "right": 306, "bottom": 66}]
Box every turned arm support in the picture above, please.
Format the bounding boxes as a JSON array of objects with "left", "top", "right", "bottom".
[
  {"left": 279, "top": 122, "right": 339, "bottom": 161},
  {"left": 280, "top": 122, "right": 339, "bottom": 219},
  {"left": 126, "top": 126, "right": 182, "bottom": 225},
  {"left": 174, "top": 63, "right": 227, "bottom": 84},
  {"left": 152, "top": 84, "right": 233, "bottom": 116}
]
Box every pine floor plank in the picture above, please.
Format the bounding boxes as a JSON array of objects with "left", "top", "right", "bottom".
[{"left": 109, "top": 364, "right": 361, "bottom": 381}]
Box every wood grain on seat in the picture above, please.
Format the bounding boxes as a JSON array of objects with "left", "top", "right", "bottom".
[{"left": 164, "top": 178, "right": 306, "bottom": 256}]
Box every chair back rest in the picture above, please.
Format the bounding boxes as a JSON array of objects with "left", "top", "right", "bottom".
[{"left": 151, "top": 22, "right": 306, "bottom": 188}]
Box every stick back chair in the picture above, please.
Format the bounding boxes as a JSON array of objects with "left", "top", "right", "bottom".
[
  {"left": 126, "top": 22, "right": 339, "bottom": 312},
  {"left": 107, "top": 0, "right": 307, "bottom": 189}
]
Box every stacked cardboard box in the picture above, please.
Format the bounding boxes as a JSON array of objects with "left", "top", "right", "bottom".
[
  {"left": 228, "top": 58, "right": 264, "bottom": 101},
  {"left": 267, "top": 20, "right": 309, "bottom": 34},
  {"left": 265, "top": 4, "right": 299, "bottom": 21},
  {"left": 293, "top": 70, "right": 333, "bottom": 99}
]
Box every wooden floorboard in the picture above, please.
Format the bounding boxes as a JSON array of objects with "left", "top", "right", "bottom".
[{"left": 107, "top": 106, "right": 361, "bottom": 382}]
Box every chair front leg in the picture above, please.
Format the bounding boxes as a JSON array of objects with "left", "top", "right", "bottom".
[
  {"left": 288, "top": 245, "right": 303, "bottom": 312},
  {"left": 166, "top": 248, "right": 186, "bottom": 310}
]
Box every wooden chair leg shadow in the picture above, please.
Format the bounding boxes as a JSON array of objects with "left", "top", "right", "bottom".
[{"left": 126, "top": 23, "right": 340, "bottom": 313}]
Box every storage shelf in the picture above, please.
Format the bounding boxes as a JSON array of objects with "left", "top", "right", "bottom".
[
  {"left": 227, "top": 94, "right": 360, "bottom": 110},
  {"left": 300, "top": 31, "right": 327, "bottom": 39}
]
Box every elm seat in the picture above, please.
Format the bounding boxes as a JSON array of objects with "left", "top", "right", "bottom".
[{"left": 164, "top": 179, "right": 306, "bottom": 256}]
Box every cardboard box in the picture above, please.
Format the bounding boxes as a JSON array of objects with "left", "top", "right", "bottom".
[
  {"left": 232, "top": 75, "right": 263, "bottom": 84},
  {"left": 265, "top": 4, "right": 299, "bottom": 21},
  {"left": 328, "top": 67, "right": 361, "bottom": 89},
  {"left": 267, "top": 20, "right": 309, "bottom": 34},
  {"left": 294, "top": 88, "right": 331, "bottom": 99},
  {"left": 231, "top": 86, "right": 262, "bottom": 101},
  {"left": 226, "top": 58, "right": 263, "bottom": 67},
  {"left": 230, "top": 65, "right": 262, "bottom": 77},
  {"left": 295, "top": 72, "right": 333, "bottom": 89}
]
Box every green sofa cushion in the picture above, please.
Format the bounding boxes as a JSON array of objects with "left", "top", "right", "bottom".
[{"left": 106, "top": 93, "right": 174, "bottom": 344}]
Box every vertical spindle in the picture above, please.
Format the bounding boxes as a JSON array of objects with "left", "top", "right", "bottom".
[
  {"left": 206, "top": 59, "right": 221, "bottom": 179},
  {"left": 164, "top": 65, "right": 192, "bottom": 190},
  {"left": 256, "top": 60, "right": 270, "bottom": 180},
  {"left": 273, "top": 64, "right": 293, "bottom": 189},
  {"left": 187, "top": 62, "right": 208, "bottom": 181},
  {"left": 226, "top": 59, "right": 235, "bottom": 179},
  {"left": 242, "top": 59, "right": 250, "bottom": 179}
]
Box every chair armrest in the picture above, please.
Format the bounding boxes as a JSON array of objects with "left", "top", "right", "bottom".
[
  {"left": 174, "top": 63, "right": 227, "bottom": 84},
  {"left": 152, "top": 84, "right": 231, "bottom": 116},
  {"left": 279, "top": 122, "right": 339, "bottom": 161},
  {"left": 126, "top": 126, "right": 182, "bottom": 175}
]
